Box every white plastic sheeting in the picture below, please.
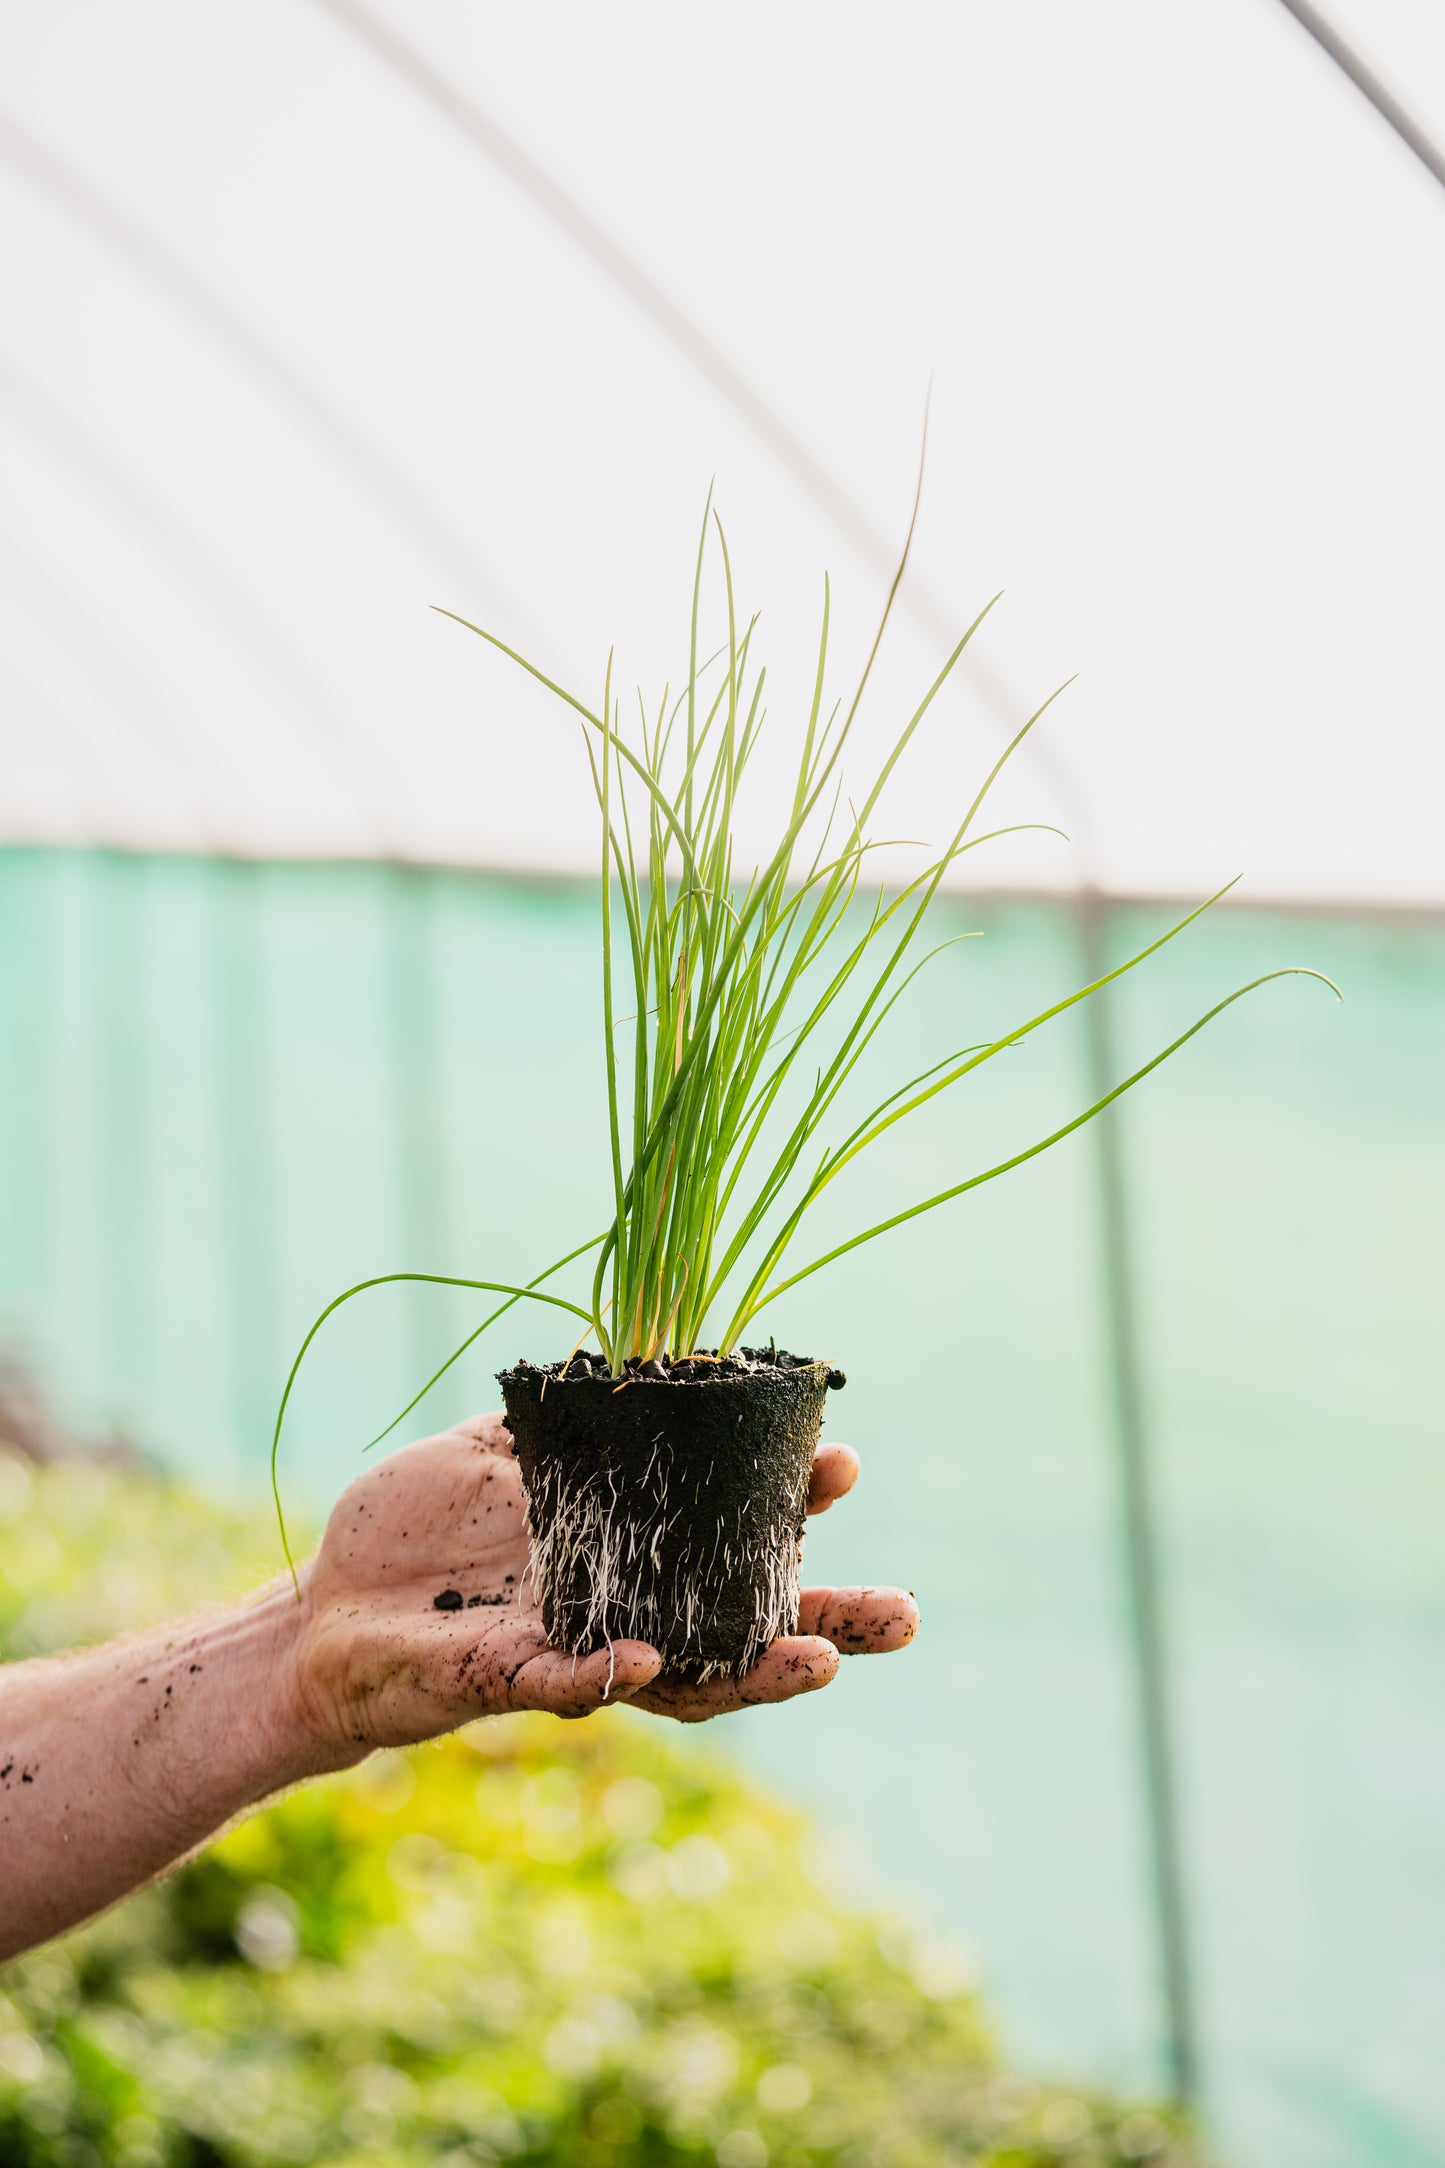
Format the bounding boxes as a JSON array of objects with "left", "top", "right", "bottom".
[{"left": 1, "top": 0, "right": 1442, "bottom": 898}]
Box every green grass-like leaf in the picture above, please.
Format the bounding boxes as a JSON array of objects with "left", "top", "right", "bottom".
[{"left": 270, "top": 489, "right": 1340, "bottom": 1514}]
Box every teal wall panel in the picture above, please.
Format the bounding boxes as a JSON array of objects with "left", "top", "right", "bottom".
[{"left": 0, "top": 845, "right": 1439, "bottom": 2168}]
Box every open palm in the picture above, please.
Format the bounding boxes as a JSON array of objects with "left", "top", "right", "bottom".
[{"left": 290, "top": 1411, "right": 917, "bottom": 1760}]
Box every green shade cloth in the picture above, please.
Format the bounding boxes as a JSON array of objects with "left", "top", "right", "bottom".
[{"left": 0, "top": 845, "right": 1439, "bottom": 2168}]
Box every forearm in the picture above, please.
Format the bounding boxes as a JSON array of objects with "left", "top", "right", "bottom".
[{"left": 0, "top": 1577, "right": 335, "bottom": 1962}]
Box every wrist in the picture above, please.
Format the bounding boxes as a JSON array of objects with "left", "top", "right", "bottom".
[
  {"left": 247, "top": 1566, "right": 363, "bottom": 1785},
  {"left": 86, "top": 1576, "right": 339, "bottom": 1860},
  {"left": 148, "top": 1569, "right": 356, "bottom": 1809}
]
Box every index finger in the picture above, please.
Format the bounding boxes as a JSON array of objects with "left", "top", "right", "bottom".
[{"left": 807, "top": 1442, "right": 859, "bottom": 1515}]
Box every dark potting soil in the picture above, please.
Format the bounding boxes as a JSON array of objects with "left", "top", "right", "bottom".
[
  {"left": 529, "top": 1347, "right": 847, "bottom": 1390},
  {"left": 499, "top": 1349, "right": 844, "bottom": 1680}
]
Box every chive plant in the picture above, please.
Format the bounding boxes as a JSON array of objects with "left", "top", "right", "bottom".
[{"left": 271, "top": 494, "right": 1336, "bottom": 1561}]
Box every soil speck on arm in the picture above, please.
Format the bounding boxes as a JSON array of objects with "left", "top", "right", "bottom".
[{"left": 433, "top": 1589, "right": 464, "bottom": 1611}]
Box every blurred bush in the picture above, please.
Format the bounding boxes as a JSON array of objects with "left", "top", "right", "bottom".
[{"left": 0, "top": 1448, "right": 1209, "bottom": 2168}]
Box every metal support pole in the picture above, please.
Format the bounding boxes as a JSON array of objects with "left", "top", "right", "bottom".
[
  {"left": 92, "top": 851, "right": 155, "bottom": 1438},
  {"left": 212, "top": 860, "right": 282, "bottom": 1461},
  {"left": 1272, "top": 0, "right": 1445, "bottom": 193},
  {"left": 1079, "top": 890, "right": 1200, "bottom": 2102},
  {"left": 383, "top": 865, "right": 452, "bottom": 1395},
  {"left": 0, "top": 848, "right": 58, "bottom": 1340}
]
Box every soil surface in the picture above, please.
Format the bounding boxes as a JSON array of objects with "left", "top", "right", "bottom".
[{"left": 516, "top": 1347, "right": 846, "bottom": 1391}]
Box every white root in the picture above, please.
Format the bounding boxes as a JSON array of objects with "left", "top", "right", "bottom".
[{"left": 523, "top": 1431, "right": 809, "bottom": 1682}]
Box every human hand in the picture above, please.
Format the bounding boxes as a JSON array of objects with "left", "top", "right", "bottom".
[{"left": 287, "top": 1411, "right": 918, "bottom": 1765}]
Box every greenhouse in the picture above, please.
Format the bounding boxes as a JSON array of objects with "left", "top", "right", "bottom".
[{"left": 1, "top": 7, "right": 1441, "bottom": 2167}]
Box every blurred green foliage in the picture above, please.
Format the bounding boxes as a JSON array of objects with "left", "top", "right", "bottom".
[{"left": 0, "top": 1450, "right": 1209, "bottom": 2168}]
